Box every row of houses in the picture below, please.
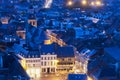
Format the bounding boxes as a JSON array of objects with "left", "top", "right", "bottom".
[
  {"left": 17, "top": 43, "right": 75, "bottom": 79},
  {"left": 76, "top": 47, "right": 120, "bottom": 80}
]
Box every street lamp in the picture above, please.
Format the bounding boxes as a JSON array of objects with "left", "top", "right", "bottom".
[
  {"left": 67, "top": 0, "right": 73, "bottom": 6},
  {"left": 91, "top": 2, "right": 95, "bottom": 6},
  {"left": 81, "top": 0, "right": 87, "bottom": 5},
  {"left": 96, "top": 1, "right": 101, "bottom": 6}
]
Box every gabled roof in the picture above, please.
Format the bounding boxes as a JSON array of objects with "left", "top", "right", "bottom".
[
  {"left": 56, "top": 46, "right": 74, "bottom": 58},
  {"left": 28, "top": 14, "right": 36, "bottom": 19},
  {"left": 26, "top": 50, "right": 40, "bottom": 58},
  {"left": 40, "top": 44, "right": 55, "bottom": 54},
  {"left": 98, "top": 66, "right": 116, "bottom": 79},
  {"left": 31, "top": 29, "right": 50, "bottom": 44},
  {"left": 104, "top": 47, "right": 120, "bottom": 61}
]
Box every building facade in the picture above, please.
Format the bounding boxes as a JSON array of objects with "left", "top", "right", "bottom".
[{"left": 41, "top": 53, "right": 57, "bottom": 73}]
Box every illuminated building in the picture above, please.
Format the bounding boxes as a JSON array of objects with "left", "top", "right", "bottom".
[
  {"left": 41, "top": 53, "right": 57, "bottom": 73},
  {"left": 23, "top": 50, "right": 41, "bottom": 79},
  {"left": 16, "top": 30, "right": 26, "bottom": 39},
  {"left": 28, "top": 14, "right": 37, "bottom": 27},
  {"left": 56, "top": 46, "right": 75, "bottom": 73},
  {"left": 0, "top": 17, "right": 10, "bottom": 24}
]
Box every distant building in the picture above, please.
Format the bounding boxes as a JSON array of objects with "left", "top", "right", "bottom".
[
  {"left": 25, "top": 50, "right": 41, "bottom": 79},
  {"left": 0, "top": 17, "right": 10, "bottom": 24},
  {"left": 16, "top": 30, "right": 26, "bottom": 39},
  {"left": 40, "top": 44, "right": 57, "bottom": 73},
  {"left": 41, "top": 53, "right": 57, "bottom": 73},
  {"left": 28, "top": 14, "right": 37, "bottom": 27},
  {"left": 56, "top": 46, "right": 75, "bottom": 73},
  {"left": 19, "top": 43, "right": 75, "bottom": 75}
]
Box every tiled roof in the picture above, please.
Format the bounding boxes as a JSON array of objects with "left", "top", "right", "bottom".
[
  {"left": 26, "top": 50, "right": 40, "bottom": 58},
  {"left": 40, "top": 44, "right": 55, "bottom": 54},
  {"left": 56, "top": 46, "right": 74, "bottom": 58},
  {"left": 98, "top": 66, "right": 116, "bottom": 78},
  {"left": 104, "top": 47, "right": 120, "bottom": 61}
]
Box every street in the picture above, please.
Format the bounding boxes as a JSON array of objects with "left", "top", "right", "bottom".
[{"left": 31, "top": 73, "right": 68, "bottom": 80}]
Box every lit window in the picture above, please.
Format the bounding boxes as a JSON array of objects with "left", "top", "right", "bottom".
[
  {"left": 44, "top": 57, "right": 46, "bottom": 60},
  {"left": 51, "top": 57, "right": 52, "bottom": 60},
  {"left": 41, "top": 62, "right": 43, "bottom": 66},
  {"left": 33, "top": 64, "right": 35, "bottom": 67},
  {"left": 44, "top": 62, "right": 46, "bottom": 66},
  {"left": 51, "top": 62, "right": 52, "bottom": 66},
  {"left": 68, "top": 58, "right": 71, "bottom": 61}
]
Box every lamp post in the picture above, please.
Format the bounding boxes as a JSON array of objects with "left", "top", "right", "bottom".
[{"left": 67, "top": 0, "right": 73, "bottom": 6}]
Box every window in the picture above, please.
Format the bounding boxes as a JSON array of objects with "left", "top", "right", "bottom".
[
  {"left": 41, "top": 62, "right": 43, "bottom": 66},
  {"left": 68, "top": 58, "right": 71, "bottom": 61},
  {"left": 48, "top": 62, "right": 49, "bottom": 66},
  {"left": 44, "top": 57, "right": 46, "bottom": 60},
  {"left": 44, "top": 68, "right": 46, "bottom": 72},
  {"left": 51, "top": 57, "right": 52, "bottom": 60},
  {"left": 33, "top": 64, "right": 35, "bottom": 67},
  {"left": 44, "top": 62, "right": 46, "bottom": 66},
  {"left": 42, "top": 68, "right": 46, "bottom": 72},
  {"left": 51, "top": 62, "right": 53, "bottom": 66},
  {"left": 51, "top": 68, "right": 55, "bottom": 72}
]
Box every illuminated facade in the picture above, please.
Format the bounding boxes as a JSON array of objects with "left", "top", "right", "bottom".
[
  {"left": 28, "top": 19, "right": 37, "bottom": 27},
  {"left": 57, "top": 57, "right": 75, "bottom": 73},
  {"left": 41, "top": 53, "right": 57, "bottom": 73},
  {"left": 56, "top": 46, "right": 75, "bottom": 73},
  {"left": 26, "top": 58, "right": 41, "bottom": 78},
  {"left": 28, "top": 14, "right": 37, "bottom": 27},
  {"left": 0, "top": 17, "right": 10, "bottom": 24},
  {"left": 16, "top": 30, "right": 26, "bottom": 39}
]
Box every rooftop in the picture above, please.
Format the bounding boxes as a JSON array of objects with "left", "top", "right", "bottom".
[{"left": 104, "top": 46, "right": 120, "bottom": 61}]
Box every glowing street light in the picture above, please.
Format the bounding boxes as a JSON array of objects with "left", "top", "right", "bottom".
[
  {"left": 67, "top": 1, "right": 73, "bottom": 6},
  {"left": 96, "top": 1, "right": 102, "bottom": 6},
  {"left": 91, "top": 2, "right": 95, "bottom": 6},
  {"left": 81, "top": 0, "right": 87, "bottom": 5}
]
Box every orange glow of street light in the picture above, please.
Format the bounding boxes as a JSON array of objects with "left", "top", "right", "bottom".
[
  {"left": 81, "top": 0, "right": 87, "bottom": 5},
  {"left": 96, "top": 1, "right": 101, "bottom": 6},
  {"left": 91, "top": 2, "right": 95, "bottom": 6},
  {"left": 67, "top": 1, "right": 73, "bottom": 6}
]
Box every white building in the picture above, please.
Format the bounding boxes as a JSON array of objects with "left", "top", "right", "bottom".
[
  {"left": 41, "top": 53, "right": 57, "bottom": 73},
  {"left": 25, "top": 50, "right": 41, "bottom": 79}
]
